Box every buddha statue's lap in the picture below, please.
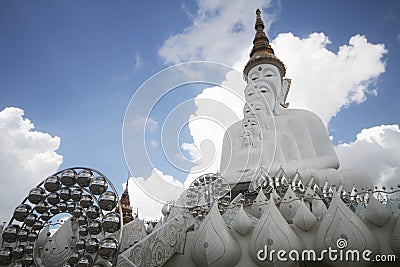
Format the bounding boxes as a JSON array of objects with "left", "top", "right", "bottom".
[
  {"left": 221, "top": 110, "right": 373, "bottom": 190},
  {"left": 220, "top": 11, "right": 373, "bottom": 190}
]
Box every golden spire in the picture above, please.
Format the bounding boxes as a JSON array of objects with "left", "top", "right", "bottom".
[{"left": 243, "top": 8, "right": 286, "bottom": 80}]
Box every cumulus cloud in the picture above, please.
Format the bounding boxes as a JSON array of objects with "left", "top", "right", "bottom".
[
  {"left": 335, "top": 125, "right": 400, "bottom": 188},
  {"left": 181, "top": 142, "right": 201, "bottom": 161},
  {"left": 127, "top": 115, "right": 159, "bottom": 133},
  {"left": 159, "top": 0, "right": 273, "bottom": 66},
  {"left": 0, "top": 107, "right": 63, "bottom": 222},
  {"left": 182, "top": 72, "right": 246, "bottom": 187},
  {"left": 128, "top": 168, "right": 185, "bottom": 220},
  {"left": 273, "top": 32, "right": 387, "bottom": 124}
]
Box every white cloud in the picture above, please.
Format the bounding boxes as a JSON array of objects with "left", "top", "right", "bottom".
[
  {"left": 0, "top": 107, "right": 63, "bottom": 222},
  {"left": 149, "top": 139, "right": 158, "bottom": 148},
  {"left": 182, "top": 71, "right": 246, "bottom": 187},
  {"left": 335, "top": 125, "right": 400, "bottom": 187},
  {"left": 128, "top": 168, "right": 185, "bottom": 220},
  {"left": 134, "top": 52, "right": 142, "bottom": 71},
  {"left": 128, "top": 115, "right": 159, "bottom": 133},
  {"left": 272, "top": 33, "right": 387, "bottom": 124},
  {"left": 181, "top": 142, "right": 201, "bottom": 161},
  {"left": 159, "top": 0, "right": 273, "bottom": 66}
]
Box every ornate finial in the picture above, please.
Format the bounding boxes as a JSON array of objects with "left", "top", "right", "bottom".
[
  {"left": 243, "top": 8, "right": 286, "bottom": 80},
  {"left": 255, "top": 9, "right": 264, "bottom": 31},
  {"left": 124, "top": 175, "right": 129, "bottom": 192}
]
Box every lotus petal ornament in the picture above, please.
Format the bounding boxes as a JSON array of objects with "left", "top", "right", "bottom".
[
  {"left": 364, "top": 195, "right": 391, "bottom": 227},
  {"left": 386, "top": 198, "right": 400, "bottom": 215},
  {"left": 250, "top": 188, "right": 268, "bottom": 218},
  {"left": 354, "top": 202, "right": 367, "bottom": 217},
  {"left": 279, "top": 186, "right": 301, "bottom": 222},
  {"left": 293, "top": 200, "right": 317, "bottom": 231},
  {"left": 230, "top": 193, "right": 245, "bottom": 208},
  {"left": 232, "top": 205, "right": 252, "bottom": 235},
  {"left": 303, "top": 187, "right": 316, "bottom": 201},
  {"left": 190, "top": 204, "right": 240, "bottom": 267},
  {"left": 270, "top": 190, "right": 282, "bottom": 205},
  {"left": 314, "top": 192, "right": 380, "bottom": 265},
  {"left": 249, "top": 198, "right": 304, "bottom": 266},
  {"left": 390, "top": 214, "right": 400, "bottom": 257},
  {"left": 311, "top": 198, "right": 327, "bottom": 219}
]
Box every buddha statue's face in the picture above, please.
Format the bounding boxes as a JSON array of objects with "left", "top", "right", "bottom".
[
  {"left": 243, "top": 104, "right": 254, "bottom": 118},
  {"left": 239, "top": 129, "right": 252, "bottom": 147},
  {"left": 243, "top": 115, "right": 262, "bottom": 139},
  {"left": 247, "top": 63, "right": 282, "bottom": 112},
  {"left": 247, "top": 99, "right": 271, "bottom": 131},
  {"left": 248, "top": 117, "right": 262, "bottom": 137}
]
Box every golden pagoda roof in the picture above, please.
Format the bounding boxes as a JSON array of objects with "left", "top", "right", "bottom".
[{"left": 243, "top": 9, "right": 286, "bottom": 80}]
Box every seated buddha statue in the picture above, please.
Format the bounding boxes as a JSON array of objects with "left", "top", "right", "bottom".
[{"left": 220, "top": 9, "right": 372, "bottom": 191}]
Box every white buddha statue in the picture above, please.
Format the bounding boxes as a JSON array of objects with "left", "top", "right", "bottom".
[{"left": 220, "top": 9, "right": 372, "bottom": 190}]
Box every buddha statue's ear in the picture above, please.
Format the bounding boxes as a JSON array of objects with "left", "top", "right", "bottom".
[{"left": 280, "top": 78, "right": 291, "bottom": 108}]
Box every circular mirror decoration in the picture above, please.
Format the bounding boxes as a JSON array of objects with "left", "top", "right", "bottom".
[
  {"left": 0, "top": 167, "right": 123, "bottom": 267},
  {"left": 185, "top": 173, "right": 231, "bottom": 220}
]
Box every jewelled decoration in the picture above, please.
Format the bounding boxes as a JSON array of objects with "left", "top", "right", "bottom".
[
  {"left": 249, "top": 165, "right": 270, "bottom": 192},
  {"left": 0, "top": 167, "right": 122, "bottom": 267},
  {"left": 185, "top": 173, "right": 231, "bottom": 220}
]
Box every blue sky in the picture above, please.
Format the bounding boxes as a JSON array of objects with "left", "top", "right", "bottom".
[{"left": 0, "top": 0, "right": 399, "bottom": 220}]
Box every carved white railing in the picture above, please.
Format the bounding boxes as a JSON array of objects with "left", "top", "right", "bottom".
[{"left": 117, "top": 213, "right": 188, "bottom": 267}]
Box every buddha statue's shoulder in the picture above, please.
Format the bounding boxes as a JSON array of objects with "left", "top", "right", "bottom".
[
  {"left": 225, "top": 120, "right": 243, "bottom": 134},
  {"left": 278, "top": 108, "right": 324, "bottom": 125}
]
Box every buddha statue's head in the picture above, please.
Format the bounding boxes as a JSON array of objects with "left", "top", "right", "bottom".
[
  {"left": 246, "top": 65, "right": 280, "bottom": 114},
  {"left": 243, "top": 103, "right": 255, "bottom": 118},
  {"left": 243, "top": 113, "right": 263, "bottom": 141},
  {"left": 239, "top": 128, "right": 253, "bottom": 148},
  {"left": 243, "top": 9, "right": 291, "bottom": 114}
]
